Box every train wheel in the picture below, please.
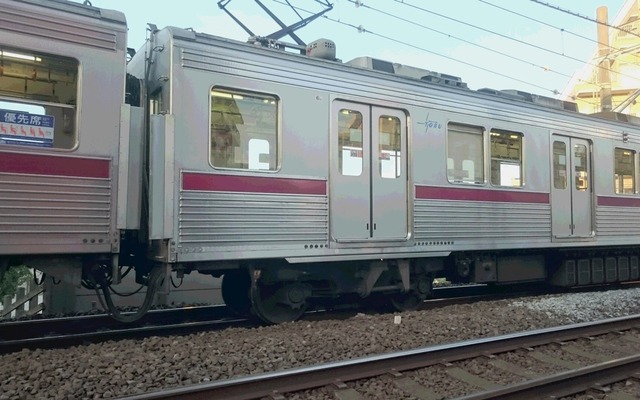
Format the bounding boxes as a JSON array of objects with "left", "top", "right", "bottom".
[
  {"left": 389, "top": 274, "right": 433, "bottom": 312},
  {"left": 221, "top": 270, "right": 251, "bottom": 317},
  {"left": 251, "top": 281, "right": 309, "bottom": 324}
]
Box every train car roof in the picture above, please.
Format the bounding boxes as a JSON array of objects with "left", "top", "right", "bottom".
[
  {"left": 151, "top": 25, "right": 640, "bottom": 129},
  {"left": 9, "top": 0, "right": 126, "bottom": 25}
]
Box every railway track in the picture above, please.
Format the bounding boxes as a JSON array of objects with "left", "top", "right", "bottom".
[
  {"left": 0, "top": 283, "right": 632, "bottom": 354},
  {"left": 0, "top": 304, "right": 229, "bottom": 340},
  {"left": 0, "top": 284, "right": 535, "bottom": 353},
  {"left": 0, "top": 305, "right": 251, "bottom": 354},
  {"left": 119, "top": 314, "right": 640, "bottom": 400}
]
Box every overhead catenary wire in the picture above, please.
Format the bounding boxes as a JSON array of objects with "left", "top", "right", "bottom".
[
  {"left": 390, "top": 0, "right": 640, "bottom": 86},
  {"left": 364, "top": 0, "right": 605, "bottom": 107},
  {"left": 270, "top": 0, "right": 562, "bottom": 94},
  {"left": 265, "top": 0, "right": 609, "bottom": 108},
  {"left": 346, "top": 0, "right": 599, "bottom": 88},
  {"left": 530, "top": 0, "right": 640, "bottom": 41},
  {"left": 479, "top": 0, "right": 640, "bottom": 60}
]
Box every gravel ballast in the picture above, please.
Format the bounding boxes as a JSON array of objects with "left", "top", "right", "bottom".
[{"left": 1, "top": 287, "right": 640, "bottom": 399}]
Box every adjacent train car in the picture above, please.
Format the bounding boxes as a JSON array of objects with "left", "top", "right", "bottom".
[
  {"left": 0, "top": 1, "right": 130, "bottom": 298},
  {"left": 2, "top": 0, "right": 640, "bottom": 324}
]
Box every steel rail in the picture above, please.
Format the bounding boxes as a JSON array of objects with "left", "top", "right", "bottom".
[
  {"left": 0, "top": 305, "right": 251, "bottom": 354},
  {"left": 2, "top": 283, "right": 635, "bottom": 354},
  {"left": 0, "top": 317, "right": 252, "bottom": 352},
  {"left": 456, "top": 354, "right": 640, "bottom": 399},
  {"left": 0, "top": 284, "right": 508, "bottom": 350},
  {"left": 119, "top": 314, "right": 640, "bottom": 400},
  {"left": 0, "top": 285, "right": 476, "bottom": 333},
  {"left": 0, "top": 304, "right": 231, "bottom": 341},
  {"left": 0, "top": 280, "right": 625, "bottom": 339},
  {"left": 0, "top": 298, "right": 475, "bottom": 353}
]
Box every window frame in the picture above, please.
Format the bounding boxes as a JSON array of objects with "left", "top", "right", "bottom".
[
  {"left": 208, "top": 86, "right": 281, "bottom": 172},
  {"left": 614, "top": 147, "right": 636, "bottom": 195},
  {"left": 446, "top": 122, "right": 485, "bottom": 185},
  {"left": 0, "top": 46, "right": 79, "bottom": 151},
  {"left": 378, "top": 114, "right": 402, "bottom": 179},
  {"left": 337, "top": 108, "right": 364, "bottom": 177},
  {"left": 552, "top": 140, "right": 568, "bottom": 190},
  {"left": 489, "top": 128, "right": 524, "bottom": 188}
]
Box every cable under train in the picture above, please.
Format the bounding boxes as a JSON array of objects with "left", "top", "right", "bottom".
[{"left": 1, "top": 0, "right": 640, "bottom": 324}]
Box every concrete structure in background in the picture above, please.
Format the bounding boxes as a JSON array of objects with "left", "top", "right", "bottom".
[{"left": 563, "top": 0, "right": 640, "bottom": 115}]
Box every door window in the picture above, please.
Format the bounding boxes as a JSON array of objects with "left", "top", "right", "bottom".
[
  {"left": 338, "top": 109, "right": 363, "bottom": 177},
  {"left": 553, "top": 141, "right": 567, "bottom": 190},
  {"left": 378, "top": 115, "right": 401, "bottom": 179},
  {"left": 574, "top": 144, "right": 588, "bottom": 191}
]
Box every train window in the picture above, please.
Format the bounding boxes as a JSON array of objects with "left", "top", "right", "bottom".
[
  {"left": 614, "top": 148, "right": 635, "bottom": 194},
  {"left": 447, "top": 123, "right": 484, "bottom": 184},
  {"left": 210, "top": 89, "right": 278, "bottom": 170},
  {"left": 379, "top": 115, "right": 401, "bottom": 179},
  {"left": 0, "top": 47, "right": 78, "bottom": 150},
  {"left": 574, "top": 144, "right": 588, "bottom": 191},
  {"left": 553, "top": 141, "right": 567, "bottom": 189},
  {"left": 338, "top": 109, "right": 363, "bottom": 176},
  {"left": 490, "top": 129, "right": 522, "bottom": 187}
]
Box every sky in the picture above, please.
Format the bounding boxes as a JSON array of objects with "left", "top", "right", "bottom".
[{"left": 88, "top": 0, "right": 631, "bottom": 97}]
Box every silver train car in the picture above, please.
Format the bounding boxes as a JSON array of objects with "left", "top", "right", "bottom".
[{"left": 2, "top": 0, "right": 640, "bottom": 323}]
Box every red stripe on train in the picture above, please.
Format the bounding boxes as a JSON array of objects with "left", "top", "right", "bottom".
[
  {"left": 598, "top": 196, "right": 640, "bottom": 207},
  {"left": 415, "top": 185, "right": 549, "bottom": 203},
  {"left": 182, "top": 172, "right": 327, "bottom": 195},
  {"left": 0, "top": 152, "right": 110, "bottom": 179}
]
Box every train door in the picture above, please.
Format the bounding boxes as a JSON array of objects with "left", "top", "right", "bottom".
[
  {"left": 551, "top": 135, "right": 593, "bottom": 238},
  {"left": 330, "top": 101, "right": 408, "bottom": 242}
]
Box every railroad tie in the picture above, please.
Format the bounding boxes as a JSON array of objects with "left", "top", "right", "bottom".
[
  {"left": 591, "top": 391, "right": 638, "bottom": 400},
  {"left": 488, "top": 359, "right": 539, "bottom": 378},
  {"left": 619, "top": 333, "right": 640, "bottom": 345},
  {"left": 559, "top": 344, "right": 611, "bottom": 362},
  {"left": 591, "top": 340, "right": 638, "bottom": 356},
  {"left": 529, "top": 350, "right": 582, "bottom": 369},
  {"left": 445, "top": 367, "right": 501, "bottom": 390},
  {"left": 333, "top": 382, "right": 364, "bottom": 400},
  {"left": 393, "top": 376, "right": 443, "bottom": 400}
]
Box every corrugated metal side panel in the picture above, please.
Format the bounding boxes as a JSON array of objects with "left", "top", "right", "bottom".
[
  {"left": 179, "top": 191, "right": 328, "bottom": 248},
  {"left": 0, "top": 3, "right": 118, "bottom": 51},
  {"left": 414, "top": 200, "right": 551, "bottom": 241},
  {"left": 596, "top": 206, "right": 640, "bottom": 236},
  {"left": 181, "top": 50, "right": 224, "bottom": 71},
  {"left": 0, "top": 172, "right": 111, "bottom": 248}
]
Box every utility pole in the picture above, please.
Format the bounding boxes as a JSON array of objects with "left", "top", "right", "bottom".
[{"left": 597, "top": 6, "right": 613, "bottom": 112}]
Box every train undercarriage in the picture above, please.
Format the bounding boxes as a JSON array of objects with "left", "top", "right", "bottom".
[
  {"left": 217, "top": 258, "right": 438, "bottom": 324},
  {"left": 206, "top": 245, "right": 640, "bottom": 324},
  {"left": 3, "top": 245, "right": 638, "bottom": 325}
]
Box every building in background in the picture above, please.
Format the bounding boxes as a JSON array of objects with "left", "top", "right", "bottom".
[{"left": 562, "top": 0, "right": 640, "bottom": 116}]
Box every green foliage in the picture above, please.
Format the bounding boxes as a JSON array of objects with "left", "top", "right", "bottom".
[{"left": 0, "top": 266, "right": 32, "bottom": 299}]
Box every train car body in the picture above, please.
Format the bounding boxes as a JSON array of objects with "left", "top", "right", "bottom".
[
  {"left": 0, "top": 0, "right": 130, "bottom": 282},
  {"left": 2, "top": 0, "right": 640, "bottom": 323}
]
